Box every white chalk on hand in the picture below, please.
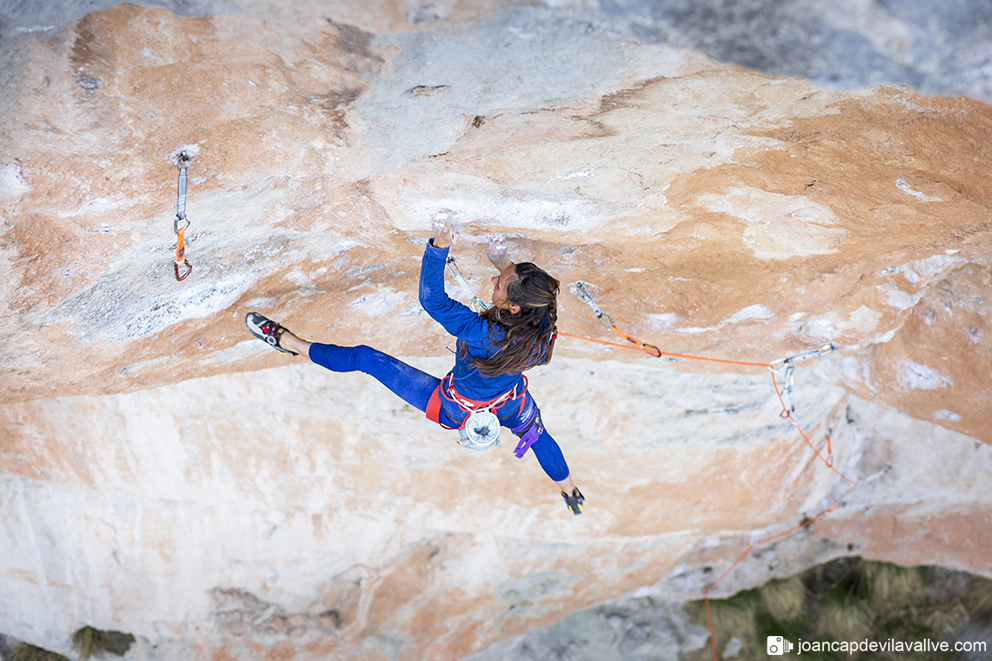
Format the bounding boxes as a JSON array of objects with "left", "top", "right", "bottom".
[
  {"left": 487, "top": 232, "right": 507, "bottom": 263},
  {"left": 432, "top": 209, "right": 457, "bottom": 245}
]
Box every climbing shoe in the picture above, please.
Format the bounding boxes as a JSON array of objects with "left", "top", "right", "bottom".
[
  {"left": 245, "top": 312, "right": 298, "bottom": 356},
  {"left": 562, "top": 488, "right": 584, "bottom": 515}
]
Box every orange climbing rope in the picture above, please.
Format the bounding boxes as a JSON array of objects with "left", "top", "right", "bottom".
[
  {"left": 558, "top": 284, "right": 873, "bottom": 661},
  {"left": 560, "top": 283, "right": 847, "bottom": 473},
  {"left": 701, "top": 480, "right": 861, "bottom": 661},
  {"left": 555, "top": 331, "right": 774, "bottom": 368},
  {"left": 770, "top": 369, "right": 855, "bottom": 485},
  {"left": 554, "top": 331, "right": 848, "bottom": 476}
]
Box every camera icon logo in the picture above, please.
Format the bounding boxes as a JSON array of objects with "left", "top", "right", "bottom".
[{"left": 767, "top": 636, "right": 794, "bottom": 655}]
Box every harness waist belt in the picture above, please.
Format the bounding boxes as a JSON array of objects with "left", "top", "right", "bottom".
[{"left": 425, "top": 374, "right": 528, "bottom": 430}]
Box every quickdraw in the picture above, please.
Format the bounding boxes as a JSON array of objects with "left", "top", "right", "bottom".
[
  {"left": 769, "top": 345, "right": 837, "bottom": 422},
  {"left": 573, "top": 282, "right": 661, "bottom": 357},
  {"left": 861, "top": 465, "right": 891, "bottom": 515},
  {"left": 173, "top": 153, "right": 193, "bottom": 281},
  {"left": 446, "top": 256, "right": 489, "bottom": 312},
  {"left": 823, "top": 423, "right": 835, "bottom": 467}
]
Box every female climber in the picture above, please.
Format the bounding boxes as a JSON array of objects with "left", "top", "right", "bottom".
[{"left": 244, "top": 212, "right": 584, "bottom": 515}]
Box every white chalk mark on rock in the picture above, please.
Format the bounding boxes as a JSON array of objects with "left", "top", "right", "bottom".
[
  {"left": 896, "top": 177, "right": 941, "bottom": 202},
  {"left": 899, "top": 360, "right": 952, "bottom": 391},
  {"left": 0, "top": 163, "right": 31, "bottom": 199}
]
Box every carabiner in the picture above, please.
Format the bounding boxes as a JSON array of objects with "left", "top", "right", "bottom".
[
  {"left": 174, "top": 215, "right": 190, "bottom": 236},
  {"left": 778, "top": 365, "right": 796, "bottom": 418},
  {"left": 174, "top": 258, "right": 193, "bottom": 281},
  {"left": 771, "top": 343, "right": 837, "bottom": 370}
]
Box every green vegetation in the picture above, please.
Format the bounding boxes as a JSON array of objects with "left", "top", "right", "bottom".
[
  {"left": 8, "top": 643, "right": 69, "bottom": 661},
  {"left": 684, "top": 558, "right": 992, "bottom": 661},
  {"left": 71, "top": 627, "right": 136, "bottom": 659},
  {"left": 5, "top": 627, "right": 135, "bottom": 661}
]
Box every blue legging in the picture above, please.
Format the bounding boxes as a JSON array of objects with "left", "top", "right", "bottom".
[{"left": 308, "top": 344, "right": 570, "bottom": 482}]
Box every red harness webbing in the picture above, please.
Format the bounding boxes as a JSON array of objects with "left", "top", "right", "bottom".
[{"left": 425, "top": 374, "right": 527, "bottom": 429}]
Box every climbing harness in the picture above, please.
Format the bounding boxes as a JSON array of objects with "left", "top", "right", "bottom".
[
  {"left": 427, "top": 374, "right": 528, "bottom": 451},
  {"left": 173, "top": 153, "right": 193, "bottom": 281},
  {"left": 446, "top": 257, "right": 489, "bottom": 312}
]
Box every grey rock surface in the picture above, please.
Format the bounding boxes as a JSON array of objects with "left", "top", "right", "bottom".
[
  {"left": 601, "top": 0, "right": 992, "bottom": 100},
  {"left": 466, "top": 598, "right": 709, "bottom": 661},
  {"left": 0, "top": 0, "right": 235, "bottom": 34},
  {"left": 3, "top": 0, "right": 990, "bottom": 103},
  {"left": 358, "top": 8, "right": 641, "bottom": 173}
]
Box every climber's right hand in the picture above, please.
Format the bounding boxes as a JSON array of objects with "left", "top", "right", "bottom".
[{"left": 431, "top": 209, "right": 457, "bottom": 249}]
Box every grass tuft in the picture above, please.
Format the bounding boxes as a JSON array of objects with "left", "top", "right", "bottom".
[
  {"left": 684, "top": 557, "right": 984, "bottom": 661},
  {"left": 817, "top": 594, "right": 872, "bottom": 641},
  {"left": 863, "top": 561, "right": 926, "bottom": 615},
  {"left": 72, "top": 627, "right": 136, "bottom": 659},
  {"left": 759, "top": 576, "right": 807, "bottom": 622},
  {"left": 72, "top": 627, "right": 99, "bottom": 660},
  {"left": 693, "top": 589, "right": 761, "bottom": 657},
  {"left": 964, "top": 576, "right": 992, "bottom": 621},
  {"left": 9, "top": 643, "right": 69, "bottom": 661}
]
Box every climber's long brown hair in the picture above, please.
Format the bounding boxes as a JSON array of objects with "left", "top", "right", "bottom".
[{"left": 464, "top": 262, "right": 559, "bottom": 377}]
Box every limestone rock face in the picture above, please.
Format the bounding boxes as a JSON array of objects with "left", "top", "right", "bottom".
[{"left": 1, "top": 1, "right": 990, "bottom": 659}]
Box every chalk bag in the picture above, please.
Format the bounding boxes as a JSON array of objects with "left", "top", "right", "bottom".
[{"left": 457, "top": 409, "right": 501, "bottom": 451}]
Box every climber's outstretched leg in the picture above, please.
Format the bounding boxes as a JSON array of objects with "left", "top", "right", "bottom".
[
  {"left": 246, "top": 313, "right": 439, "bottom": 412},
  {"left": 308, "top": 343, "right": 441, "bottom": 412}
]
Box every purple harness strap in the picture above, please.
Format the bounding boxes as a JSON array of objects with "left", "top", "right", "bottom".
[{"left": 511, "top": 408, "right": 544, "bottom": 458}]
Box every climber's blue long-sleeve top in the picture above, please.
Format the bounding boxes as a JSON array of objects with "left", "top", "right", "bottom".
[
  {"left": 418, "top": 239, "right": 569, "bottom": 481},
  {"left": 418, "top": 239, "right": 527, "bottom": 402}
]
